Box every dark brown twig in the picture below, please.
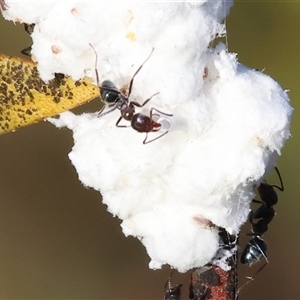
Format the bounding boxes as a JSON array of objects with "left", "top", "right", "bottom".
[
  {"left": 0, "top": 0, "right": 7, "bottom": 10},
  {"left": 189, "top": 229, "right": 238, "bottom": 300}
]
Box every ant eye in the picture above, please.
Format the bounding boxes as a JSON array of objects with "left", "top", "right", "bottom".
[{"left": 101, "top": 91, "right": 119, "bottom": 104}]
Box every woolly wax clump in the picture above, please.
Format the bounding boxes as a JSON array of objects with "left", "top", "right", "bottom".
[{"left": 2, "top": 1, "right": 293, "bottom": 272}]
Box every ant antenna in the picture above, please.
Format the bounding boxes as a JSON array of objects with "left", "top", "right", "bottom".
[
  {"left": 273, "top": 167, "right": 284, "bottom": 191},
  {"left": 128, "top": 48, "right": 155, "bottom": 97},
  {"left": 89, "top": 43, "right": 100, "bottom": 86}
]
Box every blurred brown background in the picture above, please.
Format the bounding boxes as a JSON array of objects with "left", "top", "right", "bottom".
[{"left": 0, "top": 1, "right": 299, "bottom": 299}]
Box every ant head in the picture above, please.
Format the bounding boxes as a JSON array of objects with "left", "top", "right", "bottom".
[
  {"left": 257, "top": 183, "right": 278, "bottom": 206},
  {"left": 99, "top": 80, "right": 121, "bottom": 106}
]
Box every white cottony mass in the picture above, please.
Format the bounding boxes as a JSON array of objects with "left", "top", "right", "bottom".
[{"left": 2, "top": 1, "right": 293, "bottom": 272}]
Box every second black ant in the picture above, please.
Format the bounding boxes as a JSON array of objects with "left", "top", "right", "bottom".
[
  {"left": 164, "top": 271, "right": 182, "bottom": 300},
  {"left": 239, "top": 167, "right": 284, "bottom": 289},
  {"left": 21, "top": 24, "right": 35, "bottom": 57},
  {"left": 90, "top": 45, "right": 173, "bottom": 144},
  {"left": 0, "top": 0, "right": 7, "bottom": 10}
]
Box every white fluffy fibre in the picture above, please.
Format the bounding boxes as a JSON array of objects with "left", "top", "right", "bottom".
[{"left": 2, "top": 1, "right": 293, "bottom": 272}]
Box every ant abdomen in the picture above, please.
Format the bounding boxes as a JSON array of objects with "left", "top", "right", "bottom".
[
  {"left": 131, "top": 113, "right": 161, "bottom": 133},
  {"left": 241, "top": 236, "right": 267, "bottom": 266}
]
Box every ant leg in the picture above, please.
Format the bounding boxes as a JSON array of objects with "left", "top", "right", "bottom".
[
  {"left": 143, "top": 133, "right": 149, "bottom": 144},
  {"left": 116, "top": 116, "right": 131, "bottom": 128},
  {"left": 150, "top": 107, "right": 173, "bottom": 118},
  {"left": 140, "top": 92, "right": 159, "bottom": 107},
  {"left": 128, "top": 48, "right": 155, "bottom": 97},
  {"left": 142, "top": 108, "right": 172, "bottom": 144},
  {"left": 164, "top": 270, "right": 174, "bottom": 291},
  {"left": 164, "top": 270, "right": 182, "bottom": 300},
  {"left": 130, "top": 92, "right": 159, "bottom": 108},
  {"left": 98, "top": 105, "right": 118, "bottom": 117},
  {"left": 97, "top": 105, "right": 106, "bottom": 117},
  {"left": 237, "top": 262, "right": 268, "bottom": 296},
  {"left": 151, "top": 113, "right": 160, "bottom": 118},
  {"left": 143, "top": 130, "right": 169, "bottom": 144},
  {"left": 252, "top": 199, "right": 264, "bottom": 205}
]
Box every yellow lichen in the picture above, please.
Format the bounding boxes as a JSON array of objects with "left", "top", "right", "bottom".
[{"left": 0, "top": 54, "right": 99, "bottom": 134}]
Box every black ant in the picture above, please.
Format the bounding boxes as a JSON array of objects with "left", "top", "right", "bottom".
[
  {"left": 239, "top": 167, "right": 284, "bottom": 288},
  {"left": 21, "top": 24, "right": 35, "bottom": 57},
  {"left": 164, "top": 272, "right": 182, "bottom": 300},
  {"left": 90, "top": 45, "right": 173, "bottom": 144}
]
